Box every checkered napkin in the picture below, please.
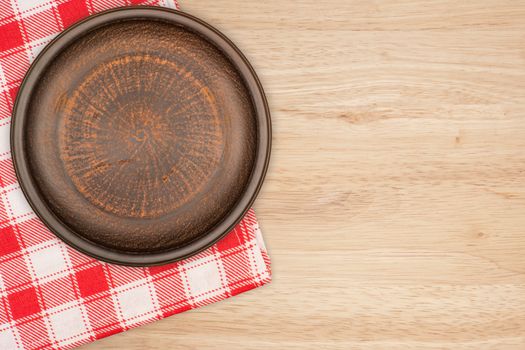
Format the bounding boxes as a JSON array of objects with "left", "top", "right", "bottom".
[{"left": 0, "top": 1, "right": 271, "bottom": 349}]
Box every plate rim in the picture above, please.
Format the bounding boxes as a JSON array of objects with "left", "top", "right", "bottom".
[{"left": 10, "top": 6, "right": 271, "bottom": 266}]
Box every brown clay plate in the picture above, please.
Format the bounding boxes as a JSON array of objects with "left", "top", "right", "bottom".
[{"left": 11, "top": 7, "right": 271, "bottom": 266}]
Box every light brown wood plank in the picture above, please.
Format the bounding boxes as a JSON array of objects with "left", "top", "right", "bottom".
[{"left": 84, "top": 1, "right": 525, "bottom": 349}]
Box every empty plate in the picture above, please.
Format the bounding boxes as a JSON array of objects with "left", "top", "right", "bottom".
[{"left": 11, "top": 7, "right": 271, "bottom": 266}]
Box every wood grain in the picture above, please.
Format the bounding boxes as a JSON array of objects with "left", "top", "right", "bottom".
[{"left": 83, "top": 0, "right": 525, "bottom": 348}]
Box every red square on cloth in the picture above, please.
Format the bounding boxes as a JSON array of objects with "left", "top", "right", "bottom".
[
  {"left": 8, "top": 286, "right": 41, "bottom": 320},
  {"left": 57, "top": 0, "right": 90, "bottom": 28},
  {"left": 0, "top": 21, "right": 24, "bottom": 52},
  {"left": 0, "top": 225, "right": 21, "bottom": 256},
  {"left": 76, "top": 265, "right": 109, "bottom": 297},
  {"left": 148, "top": 261, "right": 179, "bottom": 275},
  {"left": 215, "top": 226, "right": 243, "bottom": 251}
]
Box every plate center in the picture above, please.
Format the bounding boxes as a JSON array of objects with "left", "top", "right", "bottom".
[{"left": 58, "top": 55, "right": 225, "bottom": 219}]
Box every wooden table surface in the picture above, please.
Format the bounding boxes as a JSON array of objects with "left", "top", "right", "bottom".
[{"left": 85, "top": 1, "right": 525, "bottom": 349}]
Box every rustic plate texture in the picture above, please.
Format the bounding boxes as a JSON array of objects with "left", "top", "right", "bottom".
[{"left": 11, "top": 7, "right": 271, "bottom": 266}]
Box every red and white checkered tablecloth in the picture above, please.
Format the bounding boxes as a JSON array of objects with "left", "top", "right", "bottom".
[{"left": 0, "top": 0, "right": 271, "bottom": 349}]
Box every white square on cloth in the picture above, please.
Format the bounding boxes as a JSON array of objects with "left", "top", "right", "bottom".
[
  {"left": 0, "top": 328, "right": 18, "bottom": 349},
  {"left": 115, "top": 282, "right": 157, "bottom": 325},
  {"left": 0, "top": 123, "right": 10, "bottom": 156},
  {"left": 27, "top": 243, "right": 69, "bottom": 281},
  {"left": 184, "top": 256, "right": 223, "bottom": 301},
  {"left": 11, "top": 0, "right": 51, "bottom": 14},
  {"left": 2, "top": 186, "right": 33, "bottom": 221},
  {"left": 48, "top": 303, "right": 89, "bottom": 345}
]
